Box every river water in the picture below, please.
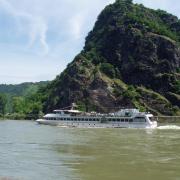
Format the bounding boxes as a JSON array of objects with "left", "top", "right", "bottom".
[{"left": 0, "top": 120, "right": 180, "bottom": 180}]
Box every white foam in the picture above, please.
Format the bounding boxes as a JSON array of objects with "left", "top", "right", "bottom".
[{"left": 157, "top": 125, "right": 180, "bottom": 130}]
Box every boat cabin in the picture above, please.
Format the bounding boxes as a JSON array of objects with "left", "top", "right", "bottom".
[{"left": 53, "top": 109, "right": 82, "bottom": 116}]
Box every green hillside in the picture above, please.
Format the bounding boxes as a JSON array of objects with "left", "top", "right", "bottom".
[
  {"left": 34, "top": 0, "right": 180, "bottom": 116},
  {"left": 0, "top": 81, "right": 48, "bottom": 119},
  {"left": 0, "top": 81, "right": 48, "bottom": 96}
]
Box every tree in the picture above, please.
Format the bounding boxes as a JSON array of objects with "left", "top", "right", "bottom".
[
  {"left": 100, "top": 63, "right": 116, "bottom": 78},
  {"left": 116, "top": 0, "right": 133, "bottom": 5},
  {"left": 0, "top": 94, "right": 7, "bottom": 115}
]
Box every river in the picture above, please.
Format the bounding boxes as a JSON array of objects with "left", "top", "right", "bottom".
[{"left": 0, "top": 120, "right": 180, "bottom": 180}]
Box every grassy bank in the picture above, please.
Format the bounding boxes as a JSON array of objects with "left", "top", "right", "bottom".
[
  {"left": 0, "top": 113, "right": 43, "bottom": 120},
  {"left": 157, "top": 116, "right": 180, "bottom": 123}
]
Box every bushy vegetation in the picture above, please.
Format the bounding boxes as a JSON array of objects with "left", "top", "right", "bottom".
[
  {"left": 0, "top": 82, "right": 47, "bottom": 120},
  {"left": 0, "top": 94, "right": 7, "bottom": 115},
  {"left": 122, "top": 86, "right": 139, "bottom": 100},
  {"left": 174, "top": 80, "right": 180, "bottom": 94},
  {"left": 0, "top": 81, "right": 48, "bottom": 96},
  {"left": 100, "top": 63, "right": 116, "bottom": 78}
]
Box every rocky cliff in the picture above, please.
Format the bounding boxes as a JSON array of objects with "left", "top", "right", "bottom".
[{"left": 41, "top": 0, "right": 180, "bottom": 115}]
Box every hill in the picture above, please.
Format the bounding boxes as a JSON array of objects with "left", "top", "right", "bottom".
[
  {"left": 26, "top": 0, "right": 180, "bottom": 116},
  {"left": 0, "top": 81, "right": 48, "bottom": 116},
  {"left": 0, "top": 81, "right": 48, "bottom": 97}
]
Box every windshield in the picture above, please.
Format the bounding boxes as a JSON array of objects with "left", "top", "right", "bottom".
[{"left": 149, "top": 117, "right": 157, "bottom": 122}]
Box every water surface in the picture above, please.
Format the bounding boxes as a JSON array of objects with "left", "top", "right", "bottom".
[{"left": 0, "top": 120, "right": 180, "bottom": 180}]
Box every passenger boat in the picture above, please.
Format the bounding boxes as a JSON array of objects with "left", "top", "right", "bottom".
[{"left": 36, "top": 107, "right": 157, "bottom": 129}]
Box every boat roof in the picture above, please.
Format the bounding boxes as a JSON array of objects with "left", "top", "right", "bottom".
[{"left": 53, "top": 109, "right": 82, "bottom": 113}]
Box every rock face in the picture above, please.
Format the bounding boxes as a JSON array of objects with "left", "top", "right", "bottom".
[{"left": 42, "top": 0, "right": 180, "bottom": 115}]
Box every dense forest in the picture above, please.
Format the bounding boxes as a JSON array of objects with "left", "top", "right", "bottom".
[
  {"left": 1, "top": 0, "right": 180, "bottom": 119},
  {"left": 0, "top": 82, "right": 48, "bottom": 119}
]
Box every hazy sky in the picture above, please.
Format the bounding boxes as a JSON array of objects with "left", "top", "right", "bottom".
[{"left": 0, "top": 0, "right": 180, "bottom": 84}]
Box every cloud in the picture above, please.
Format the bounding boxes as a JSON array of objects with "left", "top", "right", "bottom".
[
  {"left": 28, "top": 16, "right": 49, "bottom": 55},
  {"left": 0, "top": 0, "right": 49, "bottom": 54},
  {"left": 69, "top": 14, "right": 85, "bottom": 40},
  {"left": 134, "top": 0, "right": 180, "bottom": 17}
]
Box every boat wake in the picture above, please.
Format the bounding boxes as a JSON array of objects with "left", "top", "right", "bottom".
[{"left": 157, "top": 125, "right": 180, "bottom": 130}]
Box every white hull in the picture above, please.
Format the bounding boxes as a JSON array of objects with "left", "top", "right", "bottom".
[{"left": 36, "top": 119, "right": 157, "bottom": 129}]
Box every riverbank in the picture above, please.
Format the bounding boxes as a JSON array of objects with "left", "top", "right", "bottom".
[
  {"left": 156, "top": 116, "right": 180, "bottom": 123},
  {"left": 1, "top": 115, "right": 180, "bottom": 123},
  {"left": 0, "top": 113, "right": 41, "bottom": 120}
]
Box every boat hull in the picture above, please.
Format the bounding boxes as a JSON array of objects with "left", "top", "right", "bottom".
[{"left": 36, "top": 119, "right": 157, "bottom": 129}]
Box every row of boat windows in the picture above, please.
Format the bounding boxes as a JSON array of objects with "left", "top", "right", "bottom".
[
  {"left": 45, "top": 118, "right": 100, "bottom": 121},
  {"left": 44, "top": 117, "right": 146, "bottom": 122}
]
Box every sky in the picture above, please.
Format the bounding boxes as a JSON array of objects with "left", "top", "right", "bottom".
[{"left": 0, "top": 0, "right": 180, "bottom": 84}]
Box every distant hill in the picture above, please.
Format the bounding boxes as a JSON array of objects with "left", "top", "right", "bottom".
[
  {"left": 0, "top": 81, "right": 49, "bottom": 115},
  {"left": 36, "top": 0, "right": 180, "bottom": 115},
  {"left": 0, "top": 81, "right": 49, "bottom": 97}
]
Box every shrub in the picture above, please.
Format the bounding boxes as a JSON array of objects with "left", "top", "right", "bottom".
[{"left": 100, "top": 63, "right": 116, "bottom": 78}]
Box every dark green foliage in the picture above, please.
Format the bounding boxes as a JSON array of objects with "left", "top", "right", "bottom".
[
  {"left": 100, "top": 63, "right": 116, "bottom": 78},
  {"left": 123, "top": 86, "right": 140, "bottom": 100},
  {"left": 0, "top": 94, "right": 7, "bottom": 115},
  {"left": 174, "top": 80, "right": 180, "bottom": 94},
  {"left": 0, "top": 81, "right": 48, "bottom": 119},
  {"left": 0, "top": 81, "right": 48, "bottom": 96}
]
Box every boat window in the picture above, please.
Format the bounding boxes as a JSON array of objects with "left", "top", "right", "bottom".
[
  {"left": 129, "top": 119, "right": 133, "bottom": 122},
  {"left": 121, "top": 119, "right": 124, "bottom": 122},
  {"left": 134, "top": 117, "right": 146, "bottom": 122},
  {"left": 149, "top": 117, "right": 156, "bottom": 122},
  {"left": 125, "top": 119, "right": 128, "bottom": 122},
  {"left": 112, "top": 119, "right": 116, "bottom": 122},
  {"left": 117, "top": 119, "right": 120, "bottom": 122},
  {"left": 74, "top": 118, "right": 77, "bottom": 121}
]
